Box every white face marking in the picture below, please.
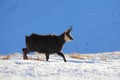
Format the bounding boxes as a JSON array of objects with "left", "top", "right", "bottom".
[{"left": 64, "top": 34, "right": 71, "bottom": 42}]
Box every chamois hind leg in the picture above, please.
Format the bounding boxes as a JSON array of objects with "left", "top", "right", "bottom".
[
  {"left": 22, "top": 48, "right": 29, "bottom": 59},
  {"left": 45, "top": 53, "right": 49, "bottom": 61},
  {"left": 57, "top": 52, "right": 66, "bottom": 62}
]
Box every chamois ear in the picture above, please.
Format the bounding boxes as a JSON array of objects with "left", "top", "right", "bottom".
[
  {"left": 69, "top": 25, "right": 73, "bottom": 32},
  {"left": 65, "top": 26, "right": 73, "bottom": 33}
]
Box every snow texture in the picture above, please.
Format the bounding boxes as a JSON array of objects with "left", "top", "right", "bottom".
[{"left": 0, "top": 52, "right": 120, "bottom": 80}]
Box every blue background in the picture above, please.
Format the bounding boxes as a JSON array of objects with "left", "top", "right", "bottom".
[{"left": 0, "top": 0, "right": 120, "bottom": 54}]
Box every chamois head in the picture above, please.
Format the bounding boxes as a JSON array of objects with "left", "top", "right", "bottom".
[{"left": 64, "top": 26, "right": 73, "bottom": 42}]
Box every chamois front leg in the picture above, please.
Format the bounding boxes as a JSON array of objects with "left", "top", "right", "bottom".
[{"left": 57, "top": 52, "right": 66, "bottom": 62}]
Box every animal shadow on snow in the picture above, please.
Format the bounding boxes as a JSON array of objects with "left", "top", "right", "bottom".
[
  {"left": 56, "top": 58, "right": 100, "bottom": 63},
  {"left": 67, "top": 60, "right": 100, "bottom": 63}
]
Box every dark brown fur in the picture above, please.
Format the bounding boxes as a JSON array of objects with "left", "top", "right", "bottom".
[{"left": 22, "top": 27, "right": 73, "bottom": 62}]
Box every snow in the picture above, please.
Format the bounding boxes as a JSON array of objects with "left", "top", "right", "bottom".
[{"left": 0, "top": 52, "right": 120, "bottom": 80}]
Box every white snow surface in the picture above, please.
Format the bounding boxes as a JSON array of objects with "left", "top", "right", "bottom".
[{"left": 0, "top": 52, "right": 120, "bottom": 80}]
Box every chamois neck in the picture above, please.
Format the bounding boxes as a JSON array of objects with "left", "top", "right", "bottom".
[{"left": 59, "top": 33, "right": 66, "bottom": 44}]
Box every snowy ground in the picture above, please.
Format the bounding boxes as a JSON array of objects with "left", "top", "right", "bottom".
[{"left": 0, "top": 52, "right": 120, "bottom": 80}]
